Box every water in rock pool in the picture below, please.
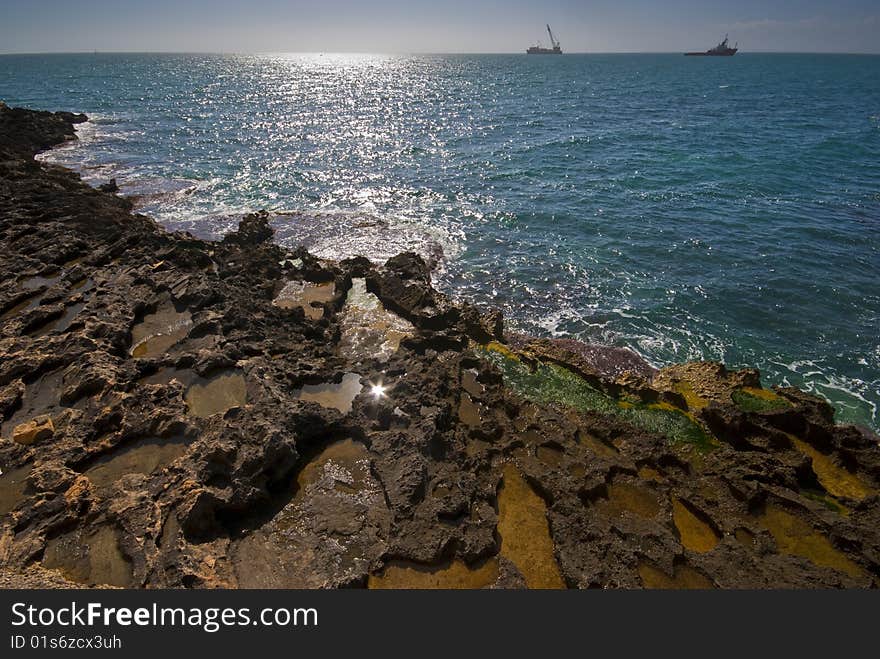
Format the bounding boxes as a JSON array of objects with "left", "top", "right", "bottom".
[
  {"left": 141, "top": 367, "right": 248, "bottom": 418},
  {"left": 293, "top": 373, "right": 363, "bottom": 413},
  {"left": 233, "top": 438, "right": 389, "bottom": 588},
  {"left": 338, "top": 279, "right": 413, "bottom": 362},
  {"left": 496, "top": 465, "right": 565, "bottom": 589},
  {"left": 129, "top": 299, "right": 193, "bottom": 357},
  {"left": 83, "top": 436, "right": 191, "bottom": 488},
  {"left": 273, "top": 280, "right": 336, "bottom": 319},
  {"left": 369, "top": 464, "right": 565, "bottom": 589},
  {"left": 0, "top": 369, "right": 67, "bottom": 438},
  {"left": 184, "top": 370, "right": 248, "bottom": 418},
  {"left": 42, "top": 525, "right": 133, "bottom": 587},
  {"left": 2, "top": 53, "right": 878, "bottom": 429}
]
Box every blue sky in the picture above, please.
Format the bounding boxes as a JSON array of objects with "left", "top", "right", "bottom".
[{"left": 1, "top": 0, "right": 877, "bottom": 53}]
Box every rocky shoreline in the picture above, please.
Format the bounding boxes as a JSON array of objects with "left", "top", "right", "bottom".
[{"left": 1, "top": 102, "right": 879, "bottom": 589}]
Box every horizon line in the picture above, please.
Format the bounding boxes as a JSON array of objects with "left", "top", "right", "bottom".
[{"left": 2, "top": 49, "right": 880, "bottom": 56}]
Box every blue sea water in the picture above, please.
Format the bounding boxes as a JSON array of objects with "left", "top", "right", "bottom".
[{"left": 1, "top": 53, "right": 878, "bottom": 430}]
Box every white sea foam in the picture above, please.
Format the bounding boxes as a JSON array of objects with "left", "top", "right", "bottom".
[
  {"left": 269, "top": 209, "right": 461, "bottom": 269},
  {"left": 23, "top": 54, "right": 879, "bottom": 432}
]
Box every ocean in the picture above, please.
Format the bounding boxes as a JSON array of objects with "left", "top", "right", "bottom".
[{"left": 1, "top": 52, "right": 878, "bottom": 430}]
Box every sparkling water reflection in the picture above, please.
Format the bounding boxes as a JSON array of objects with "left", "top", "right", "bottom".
[{"left": 2, "top": 52, "right": 878, "bottom": 429}]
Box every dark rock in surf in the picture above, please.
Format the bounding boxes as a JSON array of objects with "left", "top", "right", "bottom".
[
  {"left": 98, "top": 178, "right": 119, "bottom": 193},
  {"left": 223, "top": 210, "right": 274, "bottom": 246}
]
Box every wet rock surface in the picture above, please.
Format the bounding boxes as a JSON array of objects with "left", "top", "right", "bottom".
[{"left": 2, "top": 104, "right": 880, "bottom": 589}]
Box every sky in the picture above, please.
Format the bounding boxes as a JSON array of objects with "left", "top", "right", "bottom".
[{"left": 1, "top": 0, "right": 878, "bottom": 54}]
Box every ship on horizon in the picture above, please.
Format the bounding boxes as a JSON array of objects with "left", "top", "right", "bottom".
[
  {"left": 527, "top": 24, "right": 563, "bottom": 55},
  {"left": 685, "top": 35, "right": 738, "bottom": 56}
]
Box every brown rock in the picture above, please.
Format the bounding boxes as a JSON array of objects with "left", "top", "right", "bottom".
[{"left": 12, "top": 416, "right": 54, "bottom": 445}]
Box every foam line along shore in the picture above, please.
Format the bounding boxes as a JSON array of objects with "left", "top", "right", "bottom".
[{"left": 1, "top": 102, "right": 880, "bottom": 589}]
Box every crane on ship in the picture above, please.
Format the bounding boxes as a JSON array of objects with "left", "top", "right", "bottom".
[
  {"left": 546, "top": 24, "right": 560, "bottom": 51},
  {"left": 526, "top": 24, "right": 563, "bottom": 55}
]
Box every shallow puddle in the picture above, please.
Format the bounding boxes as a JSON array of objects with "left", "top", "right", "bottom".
[
  {"left": 497, "top": 464, "right": 565, "bottom": 589},
  {"left": 293, "top": 373, "right": 362, "bottom": 414},
  {"left": 0, "top": 294, "right": 43, "bottom": 323},
  {"left": 0, "top": 465, "right": 32, "bottom": 516},
  {"left": 184, "top": 370, "right": 247, "bottom": 418},
  {"left": 568, "top": 464, "right": 586, "bottom": 479},
  {"left": 596, "top": 481, "right": 661, "bottom": 520},
  {"left": 368, "top": 558, "right": 500, "bottom": 589},
  {"left": 138, "top": 367, "right": 195, "bottom": 387},
  {"left": 672, "top": 498, "right": 720, "bottom": 553},
  {"left": 273, "top": 280, "right": 336, "bottom": 319},
  {"left": 519, "top": 429, "right": 543, "bottom": 445},
  {"left": 512, "top": 403, "right": 539, "bottom": 432},
  {"left": 43, "top": 525, "right": 133, "bottom": 587},
  {"left": 461, "top": 369, "right": 484, "bottom": 398},
  {"left": 579, "top": 430, "right": 619, "bottom": 457},
  {"left": 21, "top": 273, "right": 61, "bottom": 291},
  {"left": 638, "top": 562, "right": 714, "bottom": 589},
  {"left": 84, "top": 436, "right": 190, "bottom": 488},
  {"left": 292, "top": 438, "right": 372, "bottom": 499},
  {"left": 234, "top": 439, "right": 388, "bottom": 588},
  {"left": 466, "top": 439, "right": 490, "bottom": 457},
  {"left": 536, "top": 444, "right": 565, "bottom": 467},
  {"left": 31, "top": 302, "right": 86, "bottom": 337},
  {"left": 0, "top": 370, "right": 66, "bottom": 438},
  {"left": 69, "top": 278, "right": 95, "bottom": 294},
  {"left": 338, "top": 279, "right": 413, "bottom": 362},
  {"left": 130, "top": 300, "right": 192, "bottom": 357},
  {"left": 432, "top": 481, "right": 457, "bottom": 498},
  {"left": 789, "top": 435, "right": 873, "bottom": 501},
  {"left": 757, "top": 504, "right": 863, "bottom": 578},
  {"left": 638, "top": 465, "right": 664, "bottom": 482},
  {"left": 458, "top": 392, "right": 482, "bottom": 427}
]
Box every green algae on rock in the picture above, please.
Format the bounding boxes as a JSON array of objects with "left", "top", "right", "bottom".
[
  {"left": 732, "top": 387, "right": 792, "bottom": 413},
  {"left": 478, "top": 344, "right": 716, "bottom": 451}
]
